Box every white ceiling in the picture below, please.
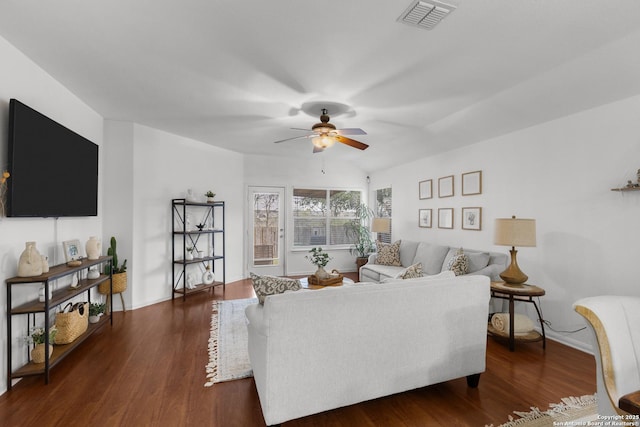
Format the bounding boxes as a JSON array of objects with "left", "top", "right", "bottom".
[{"left": 2, "top": 0, "right": 640, "bottom": 171}]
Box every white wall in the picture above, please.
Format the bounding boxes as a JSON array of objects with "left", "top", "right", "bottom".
[
  {"left": 370, "top": 94, "right": 640, "bottom": 352},
  {"left": 0, "top": 35, "right": 104, "bottom": 393},
  {"left": 101, "top": 122, "right": 245, "bottom": 309},
  {"left": 244, "top": 153, "right": 369, "bottom": 275}
]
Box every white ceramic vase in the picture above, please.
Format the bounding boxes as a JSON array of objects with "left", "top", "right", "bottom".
[
  {"left": 202, "top": 267, "right": 215, "bottom": 285},
  {"left": 85, "top": 236, "right": 101, "bottom": 260},
  {"left": 18, "top": 241, "right": 43, "bottom": 277}
]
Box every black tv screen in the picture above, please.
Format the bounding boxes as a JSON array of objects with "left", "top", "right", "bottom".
[{"left": 7, "top": 99, "right": 99, "bottom": 217}]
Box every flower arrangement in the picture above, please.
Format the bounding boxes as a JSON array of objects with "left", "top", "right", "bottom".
[
  {"left": 306, "top": 247, "right": 332, "bottom": 268},
  {"left": 205, "top": 191, "right": 215, "bottom": 198},
  {"left": 26, "top": 326, "right": 57, "bottom": 345},
  {"left": 89, "top": 302, "right": 106, "bottom": 317},
  {"left": 0, "top": 170, "right": 10, "bottom": 217}
]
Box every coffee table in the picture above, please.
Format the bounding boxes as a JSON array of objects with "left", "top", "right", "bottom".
[{"left": 300, "top": 276, "right": 354, "bottom": 290}]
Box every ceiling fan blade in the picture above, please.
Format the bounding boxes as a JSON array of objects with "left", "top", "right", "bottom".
[
  {"left": 335, "top": 128, "right": 367, "bottom": 136},
  {"left": 334, "top": 135, "right": 369, "bottom": 150},
  {"left": 290, "top": 127, "right": 314, "bottom": 132},
  {"left": 313, "top": 145, "right": 325, "bottom": 153},
  {"left": 273, "top": 135, "right": 312, "bottom": 144}
]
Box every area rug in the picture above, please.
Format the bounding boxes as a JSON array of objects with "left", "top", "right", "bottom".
[
  {"left": 204, "top": 297, "right": 257, "bottom": 387},
  {"left": 486, "top": 394, "right": 598, "bottom": 427}
]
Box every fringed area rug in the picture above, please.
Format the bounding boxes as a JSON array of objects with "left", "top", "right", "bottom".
[
  {"left": 486, "top": 394, "right": 598, "bottom": 427},
  {"left": 204, "top": 297, "right": 257, "bottom": 387}
]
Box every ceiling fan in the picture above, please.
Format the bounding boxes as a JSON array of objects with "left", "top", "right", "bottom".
[{"left": 274, "top": 109, "right": 369, "bottom": 153}]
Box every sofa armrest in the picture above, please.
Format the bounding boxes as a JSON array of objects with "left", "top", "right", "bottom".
[
  {"left": 245, "top": 303, "right": 268, "bottom": 336},
  {"left": 467, "top": 264, "right": 502, "bottom": 282},
  {"left": 367, "top": 253, "right": 378, "bottom": 264}
]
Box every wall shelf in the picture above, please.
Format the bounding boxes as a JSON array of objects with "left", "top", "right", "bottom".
[{"left": 611, "top": 187, "right": 640, "bottom": 192}]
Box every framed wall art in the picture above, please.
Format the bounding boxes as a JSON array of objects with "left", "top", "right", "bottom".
[
  {"left": 438, "top": 208, "right": 454, "bottom": 229},
  {"left": 63, "top": 239, "right": 82, "bottom": 262},
  {"left": 462, "top": 170, "right": 482, "bottom": 196},
  {"left": 419, "top": 179, "right": 432, "bottom": 199},
  {"left": 438, "top": 175, "right": 454, "bottom": 198},
  {"left": 462, "top": 207, "right": 482, "bottom": 231},
  {"left": 418, "top": 209, "right": 432, "bottom": 228}
]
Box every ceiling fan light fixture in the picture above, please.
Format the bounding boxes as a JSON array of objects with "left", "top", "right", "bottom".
[{"left": 312, "top": 135, "right": 336, "bottom": 149}]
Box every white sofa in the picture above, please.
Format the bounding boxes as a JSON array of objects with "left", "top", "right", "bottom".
[
  {"left": 245, "top": 274, "right": 491, "bottom": 426},
  {"left": 359, "top": 240, "right": 508, "bottom": 283}
]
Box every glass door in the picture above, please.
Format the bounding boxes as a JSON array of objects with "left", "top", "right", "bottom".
[{"left": 248, "top": 186, "right": 285, "bottom": 276}]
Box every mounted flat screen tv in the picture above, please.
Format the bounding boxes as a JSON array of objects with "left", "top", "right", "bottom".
[{"left": 7, "top": 99, "right": 99, "bottom": 217}]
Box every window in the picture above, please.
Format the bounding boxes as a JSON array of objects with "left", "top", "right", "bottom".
[
  {"left": 293, "top": 188, "right": 362, "bottom": 247},
  {"left": 375, "top": 187, "right": 392, "bottom": 243}
]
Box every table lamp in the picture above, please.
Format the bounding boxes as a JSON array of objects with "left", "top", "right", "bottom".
[
  {"left": 494, "top": 216, "right": 536, "bottom": 286},
  {"left": 371, "top": 217, "right": 391, "bottom": 241}
]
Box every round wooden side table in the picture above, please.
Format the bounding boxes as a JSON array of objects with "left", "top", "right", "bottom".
[{"left": 488, "top": 281, "right": 546, "bottom": 351}]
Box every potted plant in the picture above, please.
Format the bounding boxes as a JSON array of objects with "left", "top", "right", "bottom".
[
  {"left": 346, "top": 204, "right": 375, "bottom": 270},
  {"left": 27, "top": 326, "right": 57, "bottom": 364},
  {"left": 306, "top": 247, "right": 332, "bottom": 279},
  {"left": 98, "top": 236, "right": 128, "bottom": 312},
  {"left": 205, "top": 191, "right": 216, "bottom": 203},
  {"left": 89, "top": 302, "right": 106, "bottom": 323},
  {"left": 186, "top": 246, "right": 195, "bottom": 260}
]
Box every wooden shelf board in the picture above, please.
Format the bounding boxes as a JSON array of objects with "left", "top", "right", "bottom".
[
  {"left": 11, "top": 315, "right": 110, "bottom": 378},
  {"left": 611, "top": 187, "right": 640, "bottom": 192},
  {"left": 173, "top": 282, "right": 223, "bottom": 295},
  {"left": 487, "top": 324, "right": 542, "bottom": 343},
  {"left": 11, "top": 275, "right": 112, "bottom": 314},
  {"left": 6, "top": 256, "right": 112, "bottom": 284}
]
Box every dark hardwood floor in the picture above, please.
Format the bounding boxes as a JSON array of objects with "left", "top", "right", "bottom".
[{"left": 0, "top": 274, "right": 596, "bottom": 427}]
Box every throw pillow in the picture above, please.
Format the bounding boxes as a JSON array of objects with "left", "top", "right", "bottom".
[
  {"left": 400, "top": 263, "right": 423, "bottom": 279},
  {"left": 249, "top": 272, "right": 301, "bottom": 304},
  {"left": 446, "top": 248, "right": 469, "bottom": 276},
  {"left": 375, "top": 240, "right": 402, "bottom": 266}
]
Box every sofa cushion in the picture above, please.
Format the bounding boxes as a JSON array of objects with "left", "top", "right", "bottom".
[
  {"left": 399, "top": 240, "right": 420, "bottom": 267},
  {"left": 443, "top": 248, "right": 491, "bottom": 274},
  {"left": 412, "top": 243, "right": 450, "bottom": 275},
  {"left": 250, "top": 272, "right": 301, "bottom": 304},
  {"left": 446, "top": 248, "right": 468, "bottom": 276},
  {"left": 400, "top": 263, "right": 423, "bottom": 279},
  {"left": 375, "top": 240, "right": 402, "bottom": 266},
  {"left": 382, "top": 270, "right": 454, "bottom": 283}
]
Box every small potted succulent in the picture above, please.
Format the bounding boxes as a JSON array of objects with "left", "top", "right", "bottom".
[
  {"left": 205, "top": 191, "right": 216, "bottom": 203},
  {"left": 27, "top": 326, "right": 57, "bottom": 364},
  {"left": 89, "top": 302, "right": 106, "bottom": 323}
]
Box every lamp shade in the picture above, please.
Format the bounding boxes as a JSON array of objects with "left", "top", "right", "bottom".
[
  {"left": 371, "top": 217, "right": 391, "bottom": 234},
  {"left": 494, "top": 217, "right": 536, "bottom": 247}
]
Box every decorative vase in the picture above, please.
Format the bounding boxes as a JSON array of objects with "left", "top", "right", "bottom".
[
  {"left": 207, "top": 196, "right": 215, "bottom": 203},
  {"left": 85, "top": 236, "right": 101, "bottom": 260},
  {"left": 41, "top": 255, "right": 49, "bottom": 273},
  {"left": 314, "top": 266, "right": 330, "bottom": 280},
  {"left": 18, "top": 241, "right": 43, "bottom": 277},
  {"left": 185, "top": 251, "right": 194, "bottom": 261},
  {"left": 31, "top": 343, "right": 53, "bottom": 364},
  {"left": 87, "top": 267, "right": 100, "bottom": 279},
  {"left": 38, "top": 285, "right": 53, "bottom": 302},
  {"left": 89, "top": 315, "right": 101, "bottom": 324},
  {"left": 202, "top": 266, "right": 215, "bottom": 285}
]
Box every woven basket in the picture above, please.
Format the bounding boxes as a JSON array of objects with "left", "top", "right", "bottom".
[
  {"left": 54, "top": 302, "right": 88, "bottom": 344},
  {"left": 98, "top": 272, "right": 127, "bottom": 295},
  {"left": 31, "top": 344, "right": 53, "bottom": 364}
]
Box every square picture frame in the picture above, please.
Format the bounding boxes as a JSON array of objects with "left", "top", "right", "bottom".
[
  {"left": 438, "top": 175, "right": 454, "bottom": 198},
  {"left": 419, "top": 179, "right": 432, "bottom": 199},
  {"left": 63, "top": 239, "right": 82, "bottom": 262},
  {"left": 418, "top": 209, "right": 432, "bottom": 228},
  {"left": 462, "top": 207, "right": 482, "bottom": 231},
  {"left": 438, "top": 208, "right": 454, "bottom": 229},
  {"left": 462, "top": 170, "right": 482, "bottom": 196}
]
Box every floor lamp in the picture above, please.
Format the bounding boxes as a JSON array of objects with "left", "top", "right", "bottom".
[{"left": 371, "top": 217, "right": 391, "bottom": 242}]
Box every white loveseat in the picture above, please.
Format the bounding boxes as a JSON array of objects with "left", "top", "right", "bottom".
[
  {"left": 359, "top": 240, "right": 508, "bottom": 283},
  {"left": 245, "top": 274, "right": 491, "bottom": 426}
]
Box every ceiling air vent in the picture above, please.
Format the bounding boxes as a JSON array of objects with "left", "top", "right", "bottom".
[{"left": 397, "top": 0, "right": 456, "bottom": 30}]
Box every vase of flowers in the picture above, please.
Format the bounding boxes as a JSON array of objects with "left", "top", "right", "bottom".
[
  {"left": 306, "top": 247, "right": 332, "bottom": 279},
  {"left": 27, "top": 326, "right": 57, "bottom": 364},
  {"left": 205, "top": 191, "right": 215, "bottom": 203}
]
